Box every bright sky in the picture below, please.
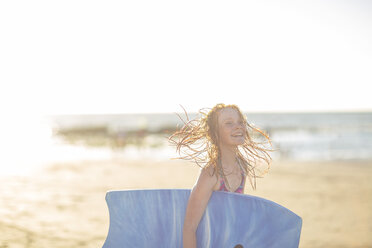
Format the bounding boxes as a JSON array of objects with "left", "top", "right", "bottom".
[{"left": 1, "top": 0, "right": 371, "bottom": 115}]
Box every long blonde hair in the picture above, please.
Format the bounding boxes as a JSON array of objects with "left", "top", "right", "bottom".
[{"left": 169, "top": 103, "right": 273, "bottom": 189}]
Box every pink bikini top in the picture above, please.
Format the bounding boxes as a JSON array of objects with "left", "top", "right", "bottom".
[{"left": 218, "top": 171, "right": 245, "bottom": 194}]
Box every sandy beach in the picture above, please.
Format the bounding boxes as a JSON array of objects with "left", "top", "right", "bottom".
[{"left": 0, "top": 158, "right": 371, "bottom": 248}]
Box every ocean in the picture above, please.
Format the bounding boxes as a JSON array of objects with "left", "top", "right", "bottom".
[
  {"left": 49, "top": 111, "right": 372, "bottom": 161},
  {"left": 1, "top": 111, "right": 371, "bottom": 176}
]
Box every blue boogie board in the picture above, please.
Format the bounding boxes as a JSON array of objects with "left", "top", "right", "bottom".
[{"left": 102, "top": 189, "right": 302, "bottom": 248}]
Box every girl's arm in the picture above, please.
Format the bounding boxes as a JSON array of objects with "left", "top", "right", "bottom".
[{"left": 183, "top": 168, "right": 217, "bottom": 248}]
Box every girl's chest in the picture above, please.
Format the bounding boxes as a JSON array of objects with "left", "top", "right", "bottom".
[{"left": 213, "top": 173, "right": 244, "bottom": 192}]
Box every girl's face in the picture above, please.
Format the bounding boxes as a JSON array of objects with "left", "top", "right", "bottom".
[{"left": 217, "top": 107, "right": 245, "bottom": 147}]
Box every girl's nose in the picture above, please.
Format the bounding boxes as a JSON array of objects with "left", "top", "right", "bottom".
[{"left": 234, "top": 123, "right": 243, "bottom": 129}]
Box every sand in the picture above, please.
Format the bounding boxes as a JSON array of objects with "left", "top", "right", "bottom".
[{"left": 0, "top": 158, "right": 371, "bottom": 248}]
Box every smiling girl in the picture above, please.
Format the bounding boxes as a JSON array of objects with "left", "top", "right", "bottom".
[{"left": 169, "top": 103, "right": 272, "bottom": 248}]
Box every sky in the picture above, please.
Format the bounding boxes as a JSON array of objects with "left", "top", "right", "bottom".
[{"left": 1, "top": 0, "right": 371, "bottom": 115}]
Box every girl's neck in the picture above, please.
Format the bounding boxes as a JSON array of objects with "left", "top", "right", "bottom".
[{"left": 219, "top": 144, "right": 238, "bottom": 169}]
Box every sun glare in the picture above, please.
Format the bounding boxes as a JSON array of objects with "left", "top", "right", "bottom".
[{"left": 0, "top": 114, "right": 53, "bottom": 175}]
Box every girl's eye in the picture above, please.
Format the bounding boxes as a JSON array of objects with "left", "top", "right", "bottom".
[{"left": 225, "top": 122, "right": 232, "bottom": 125}]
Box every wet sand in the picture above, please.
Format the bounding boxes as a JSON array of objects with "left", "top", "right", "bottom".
[{"left": 0, "top": 159, "right": 371, "bottom": 247}]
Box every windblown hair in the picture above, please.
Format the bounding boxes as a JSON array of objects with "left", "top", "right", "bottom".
[{"left": 169, "top": 103, "right": 273, "bottom": 190}]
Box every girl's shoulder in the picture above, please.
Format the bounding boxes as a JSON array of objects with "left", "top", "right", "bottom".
[
  {"left": 202, "top": 164, "right": 218, "bottom": 176},
  {"left": 199, "top": 165, "right": 217, "bottom": 180},
  {"left": 195, "top": 165, "right": 219, "bottom": 190}
]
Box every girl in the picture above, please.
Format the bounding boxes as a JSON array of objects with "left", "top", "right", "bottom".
[{"left": 169, "top": 103, "right": 272, "bottom": 248}]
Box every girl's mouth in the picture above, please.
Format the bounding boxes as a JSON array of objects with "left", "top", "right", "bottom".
[{"left": 231, "top": 133, "right": 243, "bottom": 137}]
